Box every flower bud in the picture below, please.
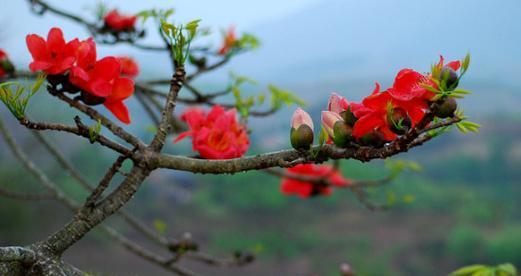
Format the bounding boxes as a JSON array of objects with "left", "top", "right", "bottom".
[
  {"left": 440, "top": 66, "right": 459, "bottom": 89},
  {"left": 328, "top": 93, "right": 348, "bottom": 114},
  {"left": 387, "top": 108, "right": 411, "bottom": 135},
  {"left": 333, "top": 121, "right": 354, "bottom": 147},
  {"left": 290, "top": 108, "right": 314, "bottom": 150},
  {"left": 359, "top": 130, "right": 385, "bottom": 148},
  {"left": 321, "top": 111, "right": 343, "bottom": 138},
  {"left": 433, "top": 97, "right": 457, "bottom": 118},
  {"left": 340, "top": 107, "right": 357, "bottom": 127}
]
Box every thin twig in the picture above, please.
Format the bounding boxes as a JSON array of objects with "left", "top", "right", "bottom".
[
  {"left": 84, "top": 155, "right": 127, "bottom": 207},
  {"left": 0, "top": 187, "right": 54, "bottom": 201},
  {"left": 20, "top": 117, "right": 133, "bottom": 156},
  {"left": 52, "top": 91, "right": 145, "bottom": 149}
]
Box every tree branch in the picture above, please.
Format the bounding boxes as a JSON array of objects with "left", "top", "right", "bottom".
[
  {"left": 20, "top": 117, "right": 133, "bottom": 156},
  {"left": 52, "top": 91, "right": 145, "bottom": 149},
  {"left": 0, "top": 187, "right": 54, "bottom": 201},
  {"left": 149, "top": 66, "right": 186, "bottom": 151},
  {"left": 0, "top": 247, "right": 36, "bottom": 264},
  {"left": 83, "top": 155, "right": 127, "bottom": 207}
]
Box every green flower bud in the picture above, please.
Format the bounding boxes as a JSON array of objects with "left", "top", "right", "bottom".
[
  {"left": 333, "top": 121, "right": 354, "bottom": 148},
  {"left": 340, "top": 108, "right": 357, "bottom": 127},
  {"left": 440, "top": 67, "right": 459, "bottom": 90},
  {"left": 433, "top": 97, "right": 457, "bottom": 118},
  {"left": 290, "top": 125, "right": 314, "bottom": 150}
]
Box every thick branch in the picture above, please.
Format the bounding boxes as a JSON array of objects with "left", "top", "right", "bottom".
[
  {"left": 151, "top": 115, "right": 459, "bottom": 174},
  {"left": 0, "top": 247, "right": 36, "bottom": 264}
]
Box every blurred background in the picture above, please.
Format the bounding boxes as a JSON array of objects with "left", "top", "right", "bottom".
[{"left": 1, "top": 0, "right": 520, "bottom": 275}]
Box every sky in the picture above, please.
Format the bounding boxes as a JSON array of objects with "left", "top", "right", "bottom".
[
  {"left": 2, "top": 0, "right": 521, "bottom": 118},
  {"left": 0, "top": 0, "right": 318, "bottom": 64}
]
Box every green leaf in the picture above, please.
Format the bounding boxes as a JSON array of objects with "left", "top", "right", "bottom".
[
  {"left": 0, "top": 80, "right": 41, "bottom": 119},
  {"left": 88, "top": 119, "right": 102, "bottom": 143},
  {"left": 31, "top": 73, "right": 46, "bottom": 94},
  {"left": 449, "top": 264, "right": 488, "bottom": 276},
  {"left": 461, "top": 53, "right": 471, "bottom": 72},
  {"left": 237, "top": 33, "right": 260, "bottom": 50},
  {"left": 268, "top": 85, "right": 305, "bottom": 110},
  {"left": 185, "top": 19, "right": 201, "bottom": 38},
  {"left": 496, "top": 263, "right": 517, "bottom": 276}
]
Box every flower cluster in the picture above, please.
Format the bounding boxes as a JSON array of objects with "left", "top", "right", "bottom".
[
  {"left": 103, "top": 9, "right": 137, "bottom": 32},
  {"left": 281, "top": 164, "right": 351, "bottom": 198},
  {"left": 291, "top": 56, "right": 467, "bottom": 149},
  {"left": 26, "top": 27, "right": 136, "bottom": 124},
  {"left": 174, "top": 105, "right": 250, "bottom": 159},
  {"left": 0, "top": 49, "right": 14, "bottom": 78}
]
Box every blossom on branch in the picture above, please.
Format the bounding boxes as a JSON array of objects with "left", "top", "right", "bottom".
[
  {"left": 281, "top": 164, "right": 351, "bottom": 198},
  {"left": 103, "top": 9, "right": 137, "bottom": 32},
  {"left": 26, "top": 28, "right": 78, "bottom": 75},
  {"left": 175, "top": 105, "right": 249, "bottom": 159},
  {"left": 290, "top": 108, "right": 314, "bottom": 150},
  {"left": 25, "top": 27, "right": 135, "bottom": 124}
]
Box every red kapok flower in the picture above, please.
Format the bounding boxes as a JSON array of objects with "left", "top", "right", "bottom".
[
  {"left": 218, "top": 26, "right": 237, "bottom": 55},
  {"left": 26, "top": 27, "right": 79, "bottom": 75},
  {"left": 118, "top": 56, "right": 139, "bottom": 78},
  {"left": 352, "top": 84, "right": 398, "bottom": 141},
  {"left": 387, "top": 69, "right": 434, "bottom": 102},
  {"left": 281, "top": 164, "right": 351, "bottom": 198},
  {"left": 66, "top": 39, "right": 134, "bottom": 123},
  {"left": 104, "top": 9, "right": 137, "bottom": 32},
  {"left": 70, "top": 55, "right": 121, "bottom": 98},
  {"left": 175, "top": 105, "right": 249, "bottom": 159}
]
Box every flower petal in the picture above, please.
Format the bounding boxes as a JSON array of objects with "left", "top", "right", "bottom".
[{"left": 104, "top": 100, "right": 131, "bottom": 124}]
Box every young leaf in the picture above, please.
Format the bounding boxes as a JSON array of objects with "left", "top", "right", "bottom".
[{"left": 449, "top": 264, "right": 489, "bottom": 276}]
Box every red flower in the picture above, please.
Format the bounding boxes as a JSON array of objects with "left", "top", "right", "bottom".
[
  {"left": 26, "top": 27, "right": 79, "bottom": 75},
  {"left": 218, "top": 26, "right": 237, "bottom": 55},
  {"left": 175, "top": 105, "right": 249, "bottom": 159},
  {"left": 66, "top": 38, "right": 133, "bottom": 124},
  {"left": 387, "top": 69, "right": 434, "bottom": 102},
  {"left": 281, "top": 164, "right": 351, "bottom": 198},
  {"left": 353, "top": 71, "right": 433, "bottom": 140},
  {"left": 118, "top": 56, "right": 139, "bottom": 78},
  {"left": 104, "top": 9, "right": 137, "bottom": 32}
]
